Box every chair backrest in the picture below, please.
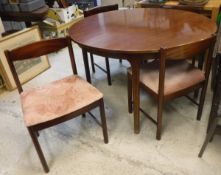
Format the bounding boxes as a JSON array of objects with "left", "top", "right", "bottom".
[
  {"left": 158, "top": 35, "right": 216, "bottom": 96},
  {"left": 161, "top": 36, "right": 216, "bottom": 60},
  {"left": 5, "top": 36, "right": 77, "bottom": 94},
  {"left": 83, "top": 4, "right": 119, "bottom": 17}
]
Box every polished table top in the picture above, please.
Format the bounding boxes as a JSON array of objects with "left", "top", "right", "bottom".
[{"left": 69, "top": 8, "right": 217, "bottom": 55}]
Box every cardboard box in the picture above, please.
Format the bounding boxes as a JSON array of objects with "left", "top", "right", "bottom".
[{"left": 49, "top": 5, "right": 78, "bottom": 23}]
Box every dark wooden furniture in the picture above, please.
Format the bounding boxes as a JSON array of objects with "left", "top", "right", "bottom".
[
  {"left": 57, "top": 0, "right": 69, "bottom": 8},
  {"left": 69, "top": 8, "right": 217, "bottom": 134},
  {"left": 83, "top": 4, "right": 119, "bottom": 86},
  {"left": 136, "top": 0, "right": 221, "bottom": 22},
  {"left": 198, "top": 53, "right": 221, "bottom": 157},
  {"left": 127, "top": 36, "right": 216, "bottom": 140},
  {"left": 0, "top": 5, "right": 49, "bottom": 26},
  {"left": 139, "top": 2, "right": 211, "bottom": 16},
  {"left": 5, "top": 37, "right": 108, "bottom": 173}
]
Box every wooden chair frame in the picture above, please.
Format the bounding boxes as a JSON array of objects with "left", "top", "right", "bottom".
[
  {"left": 83, "top": 4, "right": 120, "bottom": 86},
  {"left": 5, "top": 36, "right": 108, "bottom": 173},
  {"left": 128, "top": 35, "right": 216, "bottom": 140},
  {"left": 199, "top": 53, "right": 221, "bottom": 157}
]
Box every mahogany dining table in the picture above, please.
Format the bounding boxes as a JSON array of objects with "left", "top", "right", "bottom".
[{"left": 69, "top": 8, "right": 217, "bottom": 134}]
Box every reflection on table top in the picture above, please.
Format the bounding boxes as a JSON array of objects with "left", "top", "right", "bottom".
[{"left": 69, "top": 8, "right": 217, "bottom": 54}]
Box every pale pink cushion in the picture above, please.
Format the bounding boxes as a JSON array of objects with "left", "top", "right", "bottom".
[
  {"left": 128, "top": 60, "right": 205, "bottom": 96},
  {"left": 21, "top": 75, "right": 103, "bottom": 126}
]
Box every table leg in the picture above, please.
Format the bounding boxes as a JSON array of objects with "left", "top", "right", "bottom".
[
  {"left": 82, "top": 49, "right": 91, "bottom": 83},
  {"left": 128, "top": 59, "right": 141, "bottom": 134}
]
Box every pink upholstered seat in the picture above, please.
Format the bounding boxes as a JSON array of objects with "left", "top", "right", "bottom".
[
  {"left": 21, "top": 75, "right": 103, "bottom": 126},
  {"left": 128, "top": 60, "right": 205, "bottom": 96}
]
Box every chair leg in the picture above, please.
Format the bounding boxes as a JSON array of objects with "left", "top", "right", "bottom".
[
  {"left": 198, "top": 117, "right": 218, "bottom": 157},
  {"left": 156, "top": 100, "right": 164, "bottom": 140},
  {"left": 28, "top": 127, "right": 49, "bottom": 173},
  {"left": 211, "top": 55, "right": 219, "bottom": 91},
  {"left": 36, "top": 131, "right": 40, "bottom": 137},
  {"left": 119, "top": 59, "right": 122, "bottom": 63},
  {"left": 193, "top": 89, "right": 200, "bottom": 100},
  {"left": 197, "top": 84, "right": 208, "bottom": 120},
  {"left": 194, "top": 55, "right": 205, "bottom": 99},
  {"left": 127, "top": 73, "right": 133, "bottom": 113},
  {"left": 191, "top": 57, "right": 196, "bottom": 66},
  {"left": 90, "top": 53, "right": 96, "bottom": 73},
  {"left": 82, "top": 113, "right": 86, "bottom": 118},
  {"left": 105, "top": 57, "right": 112, "bottom": 86},
  {"left": 99, "top": 99, "right": 108, "bottom": 144},
  {"left": 198, "top": 54, "right": 204, "bottom": 70}
]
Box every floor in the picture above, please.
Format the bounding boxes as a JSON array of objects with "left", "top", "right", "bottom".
[{"left": 0, "top": 45, "right": 221, "bottom": 175}]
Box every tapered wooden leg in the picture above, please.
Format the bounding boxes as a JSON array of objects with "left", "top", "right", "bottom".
[
  {"left": 128, "top": 59, "right": 140, "bottom": 134},
  {"left": 197, "top": 84, "right": 207, "bottom": 120},
  {"left": 36, "top": 131, "right": 39, "bottom": 137},
  {"left": 82, "top": 113, "right": 86, "bottom": 118},
  {"left": 198, "top": 54, "right": 204, "bottom": 70},
  {"left": 193, "top": 89, "right": 200, "bottom": 100},
  {"left": 90, "top": 53, "right": 96, "bottom": 73},
  {"left": 127, "top": 72, "right": 133, "bottom": 113},
  {"left": 207, "top": 56, "right": 221, "bottom": 134},
  {"left": 198, "top": 117, "right": 218, "bottom": 157},
  {"left": 191, "top": 57, "right": 196, "bottom": 66},
  {"left": 99, "top": 99, "right": 108, "bottom": 143},
  {"left": 194, "top": 55, "right": 205, "bottom": 99},
  {"left": 156, "top": 99, "right": 164, "bottom": 140},
  {"left": 207, "top": 85, "right": 219, "bottom": 132},
  {"left": 192, "top": 57, "right": 197, "bottom": 99},
  {"left": 28, "top": 127, "right": 49, "bottom": 173},
  {"left": 82, "top": 49, "right": 91, "bottom": 83},
  {"left": 105, "top": 57, "right": 112, "bottom": 86}
]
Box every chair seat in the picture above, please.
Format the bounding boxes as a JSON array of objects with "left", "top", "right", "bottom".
[
  {"left": 21, "top": 75, "right": 103, "bottom": 126},
  {"left": 128, "top": 60, "right": 205, "bottom": 96}
]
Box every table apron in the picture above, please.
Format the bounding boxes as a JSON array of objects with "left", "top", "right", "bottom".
[{"left": 77, "top": 45, "right": 159, "bottom": 60}]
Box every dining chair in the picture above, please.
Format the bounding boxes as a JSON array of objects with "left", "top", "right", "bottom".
[
  {"left": 140, "top": 4, "right": 211, "bottom": 82},
  {"left": 83, "top": 4, "right": 120, "bottom": 86},
  {"left": 199, "top": 40, "right": 221, "bottom": 157},
  {"left": 127, "top": 35, "right": 216, "bottom": 140},
  {"left": 211, "top": 20, "right": 221, "bottom": 90},
  {"left": 5, "top": 36, "right": 108, "bottom": 173}
]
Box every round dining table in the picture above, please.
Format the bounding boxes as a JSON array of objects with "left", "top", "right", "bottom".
[{"left": 69, "top": 8, "right": 217, "bottom": 134}]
